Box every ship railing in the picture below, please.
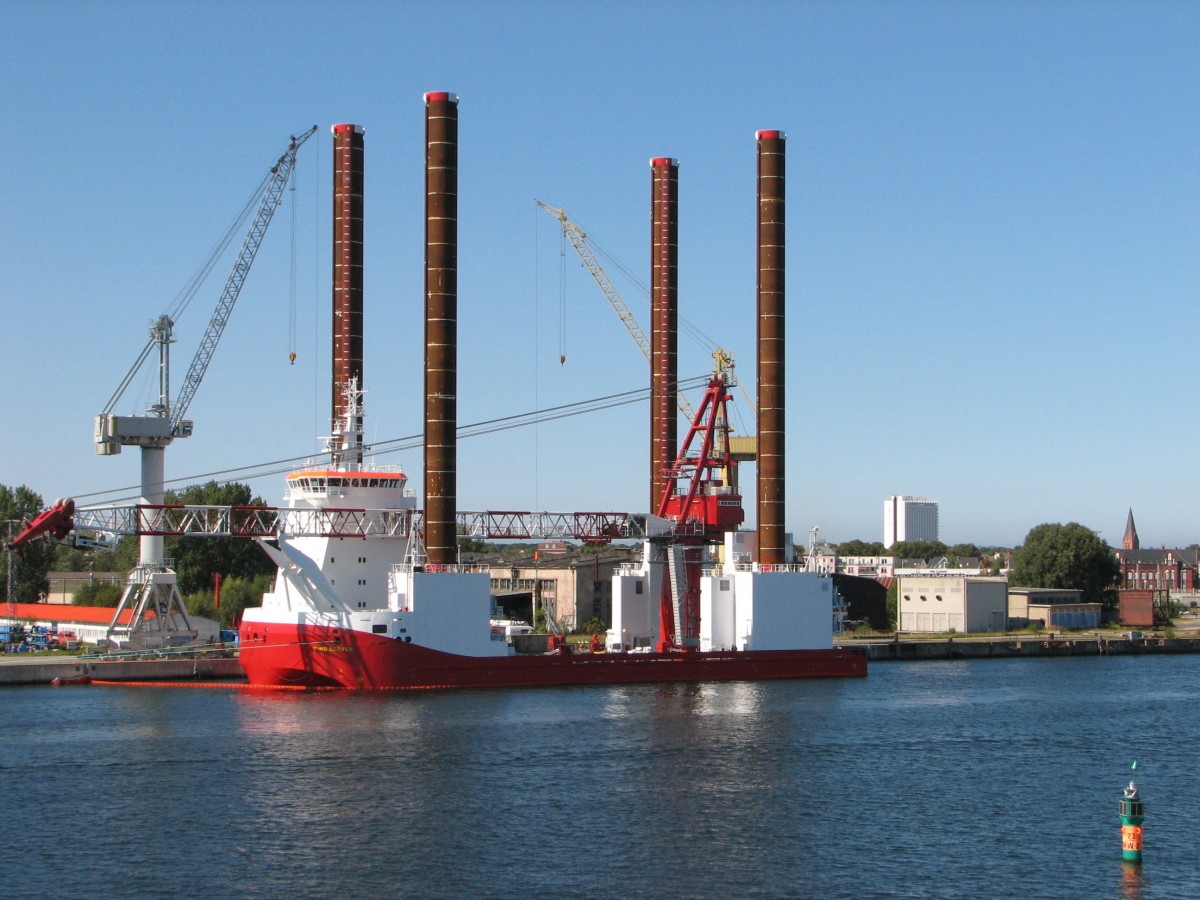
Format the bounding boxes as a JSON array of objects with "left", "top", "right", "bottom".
[
  {"left": 759, "top": 563, "right": 807, "bottom": 573},
  {"left": 727, "top": 561, "right": 809, "bottom": 574},
  {"left": 131, "top": 557, "right": 175, "bottom": 569},
  {"left": 283, "top": 482, "right": 418, "bottom": 502},
  {"left": 386, "top": 563, "right": 491, "bottom": 596},
  {"left": 698, "top": 563, "right": 808, "bottom": 576},
  {"left": 284, "top": 483, "right": 347, "bottom": 501},
  {"left": 389, "top": 563, "right": 493, "bottom": 576},
  {"left": 657, "top": 517, "right": 707, "bottom": 537}
]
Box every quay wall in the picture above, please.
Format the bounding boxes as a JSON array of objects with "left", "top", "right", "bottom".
[
  {"left": 0, "top": 656, "right": 245, "bottom": 686},
  {"left": 4, "top": 636, "right": 1196, "bottom": 684},
  {"left": 849, "top": 634, "right": 1200, "bottom": 662}
]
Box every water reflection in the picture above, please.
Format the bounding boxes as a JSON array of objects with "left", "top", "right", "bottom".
[{"left": 1121, "top": 861, "right": 1144, "bottom": 898}]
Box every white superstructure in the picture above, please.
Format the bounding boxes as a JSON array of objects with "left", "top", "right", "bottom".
[
  {"left": 608, "top": 531, "right": 839, "bottom": 652},
  {"left": 242, "top": 381, "right": 514, "bottom": 660}
]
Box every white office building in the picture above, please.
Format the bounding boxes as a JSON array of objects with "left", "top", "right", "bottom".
[{"left": 884, "top": 496, "right": 938, "bottom": 548}]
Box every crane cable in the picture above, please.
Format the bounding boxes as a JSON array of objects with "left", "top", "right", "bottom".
[
  {"left": 168, "top": 174, "right": 269, "bottom": 325},
  {"left": 287, "top": 158, "right": 299, "bottom": 365},
  {"left": 103, "top": 171, "right": 274, "bottom": 419},
  {"left": 557, "top": 227, "right": 567, "bottom": 364},
  {"left": 571, "top": 221, "right": 759, "bottom": 430},
  {"left": 585, "top": 229, "right": 723, "bottom": 354},
  {"left": 69, "top": 377, "right": 711, "bottom": 506}
]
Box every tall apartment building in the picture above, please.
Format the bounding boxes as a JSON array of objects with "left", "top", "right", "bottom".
[{"left": 884, "top": 496, "right": 938, "bottom": 548}]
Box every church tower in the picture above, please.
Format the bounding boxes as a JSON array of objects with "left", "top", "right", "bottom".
[{"left": 1122, "top": 509, "right": 1140, "bottom": 550}]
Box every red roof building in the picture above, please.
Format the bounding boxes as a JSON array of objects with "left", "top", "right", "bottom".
[{"left": 4, "top": 602, "right": 141, "bottom": 626}]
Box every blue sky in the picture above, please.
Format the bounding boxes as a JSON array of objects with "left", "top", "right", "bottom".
[{"left": 2, "top": 0, "right": 1197, "bottom": 550}]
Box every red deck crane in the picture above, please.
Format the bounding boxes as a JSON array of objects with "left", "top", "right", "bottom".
[
  {"left": 654, "top": 353, "right": 744, "bottom": 650},
  {"left": 5, "top": 500, "right": 75, "bottom": 553}
]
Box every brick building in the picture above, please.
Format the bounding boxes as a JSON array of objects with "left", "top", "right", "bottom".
[{"left": 1112, "top": 510, "right": 1199, "bottom": 596}]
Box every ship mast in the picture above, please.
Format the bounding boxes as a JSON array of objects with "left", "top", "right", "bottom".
[{"left": 328, "top": 377, "right": 366, "bottom": 471}]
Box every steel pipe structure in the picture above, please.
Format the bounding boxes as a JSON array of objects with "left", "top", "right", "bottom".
[
  {"left": 424, "top": 92, "right": 460, "bottom": 566},
  {"left": 71, "top": 504, "right": 652, "bottom": 544},
  {"left": 650, "top": 157, "right": 679, "bottom": 513},
  {"left": 331, "top": 124, "right": 365, "bottom": 446},
  {"left": 756, "top": 130, "right": 786, "bottom": 564}
]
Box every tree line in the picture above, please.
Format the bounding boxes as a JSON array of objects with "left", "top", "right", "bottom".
[
  {"left": 832, "top": 523, "right": 1121, "bottom": 608},
  {"left": 832, "top": 538, "right": 994, "bottom": 564},
  {"left": 3, "top": 480, "right": 274, "bottom": 629},
  {"left": 2, "top": 477, "right": 1134, "bottom": 626}
]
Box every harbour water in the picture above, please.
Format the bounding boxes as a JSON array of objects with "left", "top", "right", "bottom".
[{"left": 4, "top": 655, "right": 1197, "bottom": 898}]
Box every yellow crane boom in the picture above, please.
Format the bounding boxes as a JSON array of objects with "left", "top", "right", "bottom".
[{"left": 536, "top": 200, "right": 696, "bottom": 422}]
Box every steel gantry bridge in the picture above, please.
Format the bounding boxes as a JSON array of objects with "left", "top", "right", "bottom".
[{"left": 69, "top": 504, "right": 669, "bottom": 545}]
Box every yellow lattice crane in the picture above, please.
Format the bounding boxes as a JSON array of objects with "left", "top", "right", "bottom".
[
  {"left": 536, "top": 200, "right": 697, "bottom": 423},
  {"left": 536, "top": 200, "right": 757, "bottom": 485}
]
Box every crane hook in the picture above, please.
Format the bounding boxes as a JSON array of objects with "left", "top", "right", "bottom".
[{"left": 288, "top": 351, "right": 297, "bottom": 365}]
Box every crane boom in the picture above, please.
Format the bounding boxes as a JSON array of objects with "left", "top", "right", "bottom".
[
  {"left": 171, "top": 125, "right": 317, "bottom": 435},
  {"left": 535, "top": 200, "right": 698, "bottom": 423},
  {"left": 83, "top": 126, "right": 318, "bottom": 651},
  {"left": 536, "top": 201, "right": 651, "bottom": 360}
]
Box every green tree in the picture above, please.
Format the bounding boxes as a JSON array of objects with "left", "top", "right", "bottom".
[
  {"left": 945, "top": 543, "right": 981, "bottom": 561},
  {"left": 458, "top": 537, "right": 491, "bottom": 556},
  {"left": 178, "top": 573, "right": 270, "bottom": 629},
  {"left": 891, "top": 540, "right": 949, "bottom": 561},
  {"left": 73, "top": 581, "right": 123, "bottom": 607},
  {"left": 112, "top": 534, "right": 139, "bottom": 572},
  {"left": 1011, "top": 523, "right": 1121, "bottom": 608},
  {"left": 886, "top": 579, "right": 898, "bottom": 630},
  {"left": 218, "top": 574, "right": 270, "bottom": 629},
  {"left": 51, "top": 541, "right": 120, "bottom": 575},
  {"left": 2, "top": 484, "right": 55, "bottom": 602},
  {"left": 162, "top": 482, "right": 275, "bottom": 595},
  {"left": 837, "top": 539, "right": 886, "bottom": 556},
  {"left": 51, "top": 543, "right": 88, "bottom": 573}
]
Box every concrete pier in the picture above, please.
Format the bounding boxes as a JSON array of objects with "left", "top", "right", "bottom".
[
  {"left": 0, "top": 655, "right": 245, "bottom": 686},
  {"left": 844, "top": 633, "right": 1200, "bottom": 662}
]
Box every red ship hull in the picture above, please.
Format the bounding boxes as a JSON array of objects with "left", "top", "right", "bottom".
[{"left": 237, "top": 625, "right": 866, "bottom": 690}]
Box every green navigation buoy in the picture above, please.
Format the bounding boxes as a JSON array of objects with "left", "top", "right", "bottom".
[{"left": 1119, "top": 761, "right": 1144, "bottom": 865}]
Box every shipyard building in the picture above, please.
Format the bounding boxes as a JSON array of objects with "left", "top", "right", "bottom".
[{"left": 897, "top": 575, "right": 1007, "bottom": 633}]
